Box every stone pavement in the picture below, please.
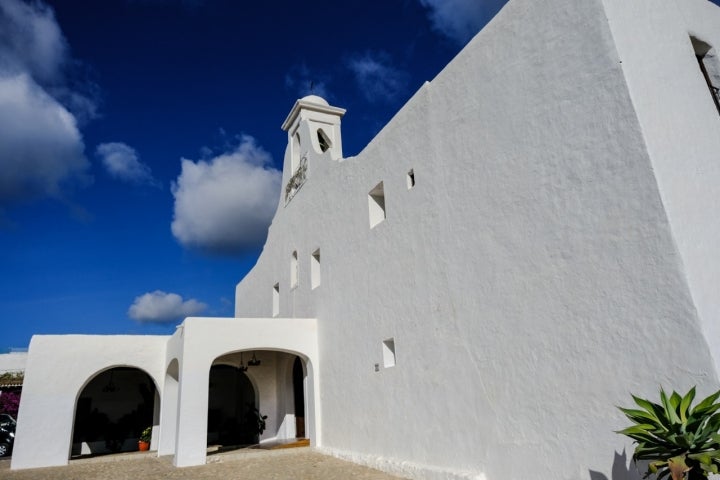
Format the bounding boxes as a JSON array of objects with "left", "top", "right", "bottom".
[{"left": 0, "top": 447, "right": 406, "bottom": 480}]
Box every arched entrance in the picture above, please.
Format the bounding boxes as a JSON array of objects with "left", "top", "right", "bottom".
[
  {"left": 206, "top": 350, "right": 308, "bottom": 448},
  {"left": 170, "top": 318, "right": 319, "bottom": 468},
  {"left": 207, "top": 363, "right": 258, "bottom": 447},
  {"left": 71, "top": 367, "right": 158, "bottom": 457}
]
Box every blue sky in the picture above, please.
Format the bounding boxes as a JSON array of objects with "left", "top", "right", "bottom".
[{"left": 0, "top": 0, "right": 508, "bottom": 350}]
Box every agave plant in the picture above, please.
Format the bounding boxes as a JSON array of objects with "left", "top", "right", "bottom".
[{"left": 617, "top": 387, "right": 720, "bottom": 480}]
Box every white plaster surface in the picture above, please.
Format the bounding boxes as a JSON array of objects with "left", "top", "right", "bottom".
[
  {"left": 601, "top": 0, "right": 720, "bottom": 375},
  {"left": 234, "top": 0, "right": 720, "bottom": 478}
]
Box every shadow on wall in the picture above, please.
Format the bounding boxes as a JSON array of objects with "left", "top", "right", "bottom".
[{"left": 589, "top": 450, "right": 646, "bottom": 480}]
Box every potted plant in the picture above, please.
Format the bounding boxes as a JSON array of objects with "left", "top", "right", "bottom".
[
  {"left": 138, "top": 426, "right": 152, "bottom": 451},
  {"left": 617, "top": 387, "right": 720, "bottom": 480},
  {"left": 240, "top": 403, "right": 268, "bottom": 444}
]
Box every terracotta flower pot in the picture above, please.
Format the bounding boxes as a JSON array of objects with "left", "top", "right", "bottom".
[{"left": 138, "top": 440, "right": 150, "bottom": 451}]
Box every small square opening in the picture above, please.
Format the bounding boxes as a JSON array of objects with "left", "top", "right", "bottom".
[
  {"left": 382, "top": 338, "right": 396, "bottom": 368},
  {"left": 311, "top": 249, "right": 321, "bottom": 289},
  {"left": 368, "top": 182, "right": 386, "bottom": 228},
  {"left": 272, "top": 283, "right": 280, "bottom": 317},
  {"left": 692, "top": 37, "right": 720, "bottom": 115},
  {"left": 407, "top": 169, "right": 415, "bottom": 189},
  {"left": 290, "top": 251, "right": 298, "bottom": 289}
]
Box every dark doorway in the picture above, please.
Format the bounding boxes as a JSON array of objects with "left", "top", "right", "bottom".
[
  {"left": 207, "top": 364, "right": 257, "bottom": 446},
  {"left": 293, "top": 357, "right": 305, "bottom": 438},
  {"left": 72, "top": 367, "right": 156, "bottom": 456}
]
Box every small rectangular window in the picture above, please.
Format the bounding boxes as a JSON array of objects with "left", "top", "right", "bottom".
[
  {"left": 368, "top": 182, "right": 386, "bottom": 228},
  {"left": 311, "top": 249, "right": 321, "bottom": 289},
  {"left": 382, "top": 338, "right": 396, "bottom": 368},
  {"left": 692, "top": 37, "right": 720, "bottom": 115},
  {"left": 290, "top": 251, "right": 298, "bottom": 289},
  {"left": 407, "top": 169, "right": 415, "bottom": 189},
  {"left": 272, "top": 283, "right": 280, "bottom": 317}
]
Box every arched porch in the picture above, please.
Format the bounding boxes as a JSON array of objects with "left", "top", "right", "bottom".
[
  {"left": 11, "top": 335, "right": 167, "bottom": 470},
  {"left": 168, "top": 317, "right": 319, "bottom": 468}
]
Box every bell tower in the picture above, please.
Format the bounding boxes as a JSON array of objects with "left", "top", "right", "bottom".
[{"left": 280, "top": 95, "right": 346, "bottom": 204}]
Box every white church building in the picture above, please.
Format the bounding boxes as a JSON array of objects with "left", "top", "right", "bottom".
[{"left": 11, "top": 0, "right": 720, "bottom": 478}]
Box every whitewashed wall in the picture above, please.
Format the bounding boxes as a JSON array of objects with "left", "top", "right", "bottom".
[
  {"left": 601, "top": 0, "right": 720, "bottom": 375},
  {"left": 11, "top": 335, "right": 168, "bottom": 470},
  {"left": 235, "top": 0, "right": 720, "bottom": 478}
]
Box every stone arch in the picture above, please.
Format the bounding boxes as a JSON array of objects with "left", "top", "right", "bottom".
[{"left": 71, "top": 366, "right": 159, "bottom": 457}]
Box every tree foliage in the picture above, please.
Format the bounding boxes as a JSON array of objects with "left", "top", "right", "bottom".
[{"left": 0, "top": 390, "right": 21, "bottom": 418}]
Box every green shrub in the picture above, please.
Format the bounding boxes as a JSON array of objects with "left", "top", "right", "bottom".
[{"left": 617, "top": 387, "right": 720, "bottom": 480}]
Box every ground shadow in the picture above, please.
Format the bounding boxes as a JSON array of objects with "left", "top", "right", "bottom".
[{"left": 589, "top": 450, "right": 645, "bottom": 480}]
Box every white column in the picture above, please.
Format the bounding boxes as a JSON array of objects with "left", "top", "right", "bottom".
[
  {"left": 157, "top": 370, "right": 178, "bottom": 456},
  {"left": 173, "top": 351, "right": 210, "bottom": 467}
]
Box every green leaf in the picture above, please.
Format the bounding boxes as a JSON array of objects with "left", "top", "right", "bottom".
[
  {"left": 680, "top": 387, "right": 696, "bottom": 423},
  {"left": 618, "top": 407, "right": 667, "bottom": 429},
  {"left": 634, "top": 445, "right": 683, "bottom": 460},
  {"left": 669, "top": 391, "right": 682, "bottom": 410},
  {"left": 632, "top": 395, "right": 675, "bottom": 432},
  {"left": 661, "top": 389, "right": 682, "bottom": 425},
  {"left": 617, "top": 424, "right": 657, "bottom": 435},
  {"left": 692, "top": 390, "right": 720, "bottom": 416},
  {"left": 673, "top": 434, "right": 692, "bottom": 449},
  {"left": 688, "top": 452, "right": 713, "bottom": 465},
  {"left": 633, "top": 395, "right": 663, "bottom": 415},
  {"left": 698, "top": 462, "right": 719, "bottom": 474},
  {"left": 648, "top": 461, "right": 665, "bottom": 474},
  {"left": 696, "top": 412, "right": 720, "bottom": 444}
]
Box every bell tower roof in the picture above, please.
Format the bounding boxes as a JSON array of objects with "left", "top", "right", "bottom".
[
  {"left": 281, "top": 95, "right": 346, "bottom": 132},
  {"left": 299, "top": 94, "right": 329, "bottom": 106}
]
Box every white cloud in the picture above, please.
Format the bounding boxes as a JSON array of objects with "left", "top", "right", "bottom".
[
  {"left": 0, "top": 73, "right": 90, "bottom": 206},
  {"left": 347, "top": 52, "right": 408, "bottom": 103},
  {"left": 0, "top": 0, "right": 67, "bottom": 84},
  {"left": 171, "top": 135, "right": 281, "bottom": 254},
  {"left": 96, "top": 142, "right": 157, "bottom": 186},
  {"left": 128, "top": 290, "right": 207, "bottom": 323},
  {"left": 0, "top": 0, "right": 95, "bottom": 211},
  {"left": 418, "top": 0, "right": 506, "bottom": 45}
]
